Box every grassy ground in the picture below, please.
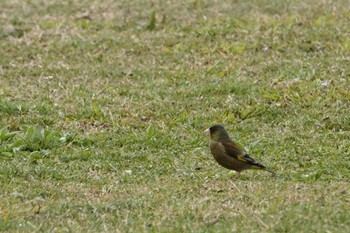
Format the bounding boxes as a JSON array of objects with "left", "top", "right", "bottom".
[{"left": 1, "top": 0, "right": 350, "bottom": 232}]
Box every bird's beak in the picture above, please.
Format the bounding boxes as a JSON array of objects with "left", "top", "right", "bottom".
[{"left": 204, "top": 128, "right": 210, "bottom": 135}]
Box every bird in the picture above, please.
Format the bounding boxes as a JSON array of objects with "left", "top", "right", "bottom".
[{"left": 204, "top": 124, "right": 275, "bottom": 179}]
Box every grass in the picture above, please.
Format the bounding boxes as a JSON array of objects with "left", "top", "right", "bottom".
[{"left": 1, "top": 0, "right": 350, "bottom": 232}]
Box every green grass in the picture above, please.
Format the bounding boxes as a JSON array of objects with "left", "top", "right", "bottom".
[{"left": 1, "top": 0, "right": 350, "bottom": 232}]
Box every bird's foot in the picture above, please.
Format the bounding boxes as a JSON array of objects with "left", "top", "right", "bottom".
[{"left": 233, "top": 172, "right": 241, "bottom": 180}]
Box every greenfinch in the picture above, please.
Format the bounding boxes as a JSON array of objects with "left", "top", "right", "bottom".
[{"left": 205, "top": 124, "right": 275, "bottom": 178}]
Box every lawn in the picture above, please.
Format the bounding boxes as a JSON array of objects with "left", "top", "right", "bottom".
[{"left": 1, "top": 0, "right": 350, "bottom": 232}]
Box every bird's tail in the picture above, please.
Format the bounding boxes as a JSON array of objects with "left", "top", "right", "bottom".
[
  {"left": 264, "top": 169, "right": 276, "bottom": 176},
  {"left": 250, "top": 164, "right": 276, "bottom": 176}
]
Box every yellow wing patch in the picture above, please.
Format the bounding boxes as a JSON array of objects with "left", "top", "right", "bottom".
[
  {"left": 236, "top": 154, "right": 265, "bottom": 169},
  {"left": 237, "top": 154, "right": 248, "bottom": 162}
]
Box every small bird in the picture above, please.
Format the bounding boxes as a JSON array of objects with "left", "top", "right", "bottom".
[{"left": 205, "top": 124, "right": 275, "bottom": 179}]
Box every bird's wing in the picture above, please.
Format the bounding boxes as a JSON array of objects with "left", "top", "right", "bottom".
[
  {"left": 222, "top": 140, "right": 265, "bottom": 169},
  {"left": 221, "top": 140, "right": 246, "bottom": 158},
  {"left": 233, "top": 141, "right": 246, "bottom": 152}
]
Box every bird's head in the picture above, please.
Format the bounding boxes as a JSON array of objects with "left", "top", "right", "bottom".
[{"left": 204, "top": 124, "right": 230, "bottom": 141}]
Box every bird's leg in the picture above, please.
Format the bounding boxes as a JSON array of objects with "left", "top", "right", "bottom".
[{"left": 233, "top": 172, "right": 241, "bottom": 180}]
